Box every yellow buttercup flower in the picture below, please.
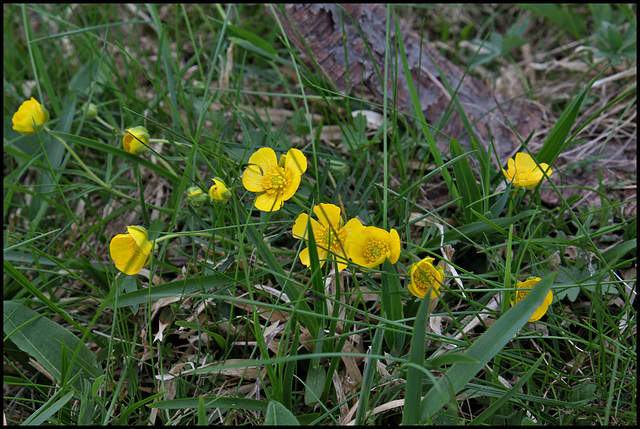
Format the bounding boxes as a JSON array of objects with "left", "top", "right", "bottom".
[
  {"left": 408, "top": 257, "right": 445, "bottom": 299},
  {"left": 242, "top": 147, "right": 307, "bottom": 211},
  {"left": 292, "top": 203, "right": 363, "bottom": 272},
  {"left": 12, "top": 97, "right": 50, "bottom": 135},
  {"left": 123, "top": 126, "right": 150, "bottom": 155},
  {"left": 209, "top": 177, "right": 231, "bottom": 202},
  {"left": 511, "top": 277, "right": 553, "bottom": 322},
  {"left": 109, "top": 225, "right": 154, "bottom": 275},
  {"left": 345, "top": 225, "right": 401, "bottom": 269},
  {"left": 502, "top": 152, "right": 552, "bottom": 190}
]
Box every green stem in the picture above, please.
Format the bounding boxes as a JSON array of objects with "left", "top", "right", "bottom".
[
  {"left": 46, "top": 127, "right": 171, "bottom": 213},
  {"left": 94, "top": 115, "right": 117, "bottom": 131},
  {"left": 46, "top": 127, "right": 130, "bottom": 200},
  {"left": 153, "top": 231, "right": 242, "bottom": 250}
]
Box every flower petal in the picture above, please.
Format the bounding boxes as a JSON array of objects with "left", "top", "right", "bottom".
[
  {"left": 254, "top": 192, "right": 283, "bottom": 212},
  {"left": 249, "top": 147, "right": 278, "bottom": 172},
  {"left": 285, "top": 148, "right": 307, "bottom": 175},
  {"left": 242, "top": 164, "right": 267, "bottom": 192},
  {"left": 280, "top": 172, "right": 301, "bottom": 201},
  {"left": 313, "top": 204, "right": 341, "bottom": 230},
  {"left": 388, "top": 229, "right": 401, "bottom": 264},
  {"left": 292, "top": 213, "right": 311, "bottom": 240}
]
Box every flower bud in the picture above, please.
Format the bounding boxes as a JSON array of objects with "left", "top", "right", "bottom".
[
  {"left": 12, "top": 97, "right": 50, "bottom": 135},
  {"left": 81, "top": 103, "right": 98, "bottom": 120},
  {"left": 328, "top": 159, "right": 351, "bottom": 178},
  {"left": 123, "top": 126, "right": 150, "bottom": 155},
  {"left": 209, "top": 178, "right": 231, "bottom": 203},
  {"left": 109, "top": 225, "right": 153, "bottom": 275},
  {"left": 186, "top": 186, "right": 209, "bottom": 207}
]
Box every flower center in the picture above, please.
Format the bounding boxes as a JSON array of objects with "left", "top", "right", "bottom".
[
  {"left": 319, "top": 227, "right": 347, "bottom": 256},
  {"left": 266, "top": 168, "right": 291, "bottom": 195},
  {"left": 516, "top": 290, "right": 529, "bottom": 302},
  {"left": 363, "top": 238, "right": 388, "bottom": 263},
  {"left": 414, "top": 267, "right": 437, "bottom": 291}
]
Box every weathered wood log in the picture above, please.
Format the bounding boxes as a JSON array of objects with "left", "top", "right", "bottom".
[{"left": 269, "top": 4, "right": 542, "bottom": 165}]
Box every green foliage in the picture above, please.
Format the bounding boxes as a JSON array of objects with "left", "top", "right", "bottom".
[
  {"left": 3, "top": 3, "right": 635, "bottom": 426},
  {"left": 467, "top": 15, "right": 530, "bottom": 68}
]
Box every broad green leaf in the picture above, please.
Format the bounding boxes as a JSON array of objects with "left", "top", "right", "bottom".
[
  {"left": 265, "top": 400, "right": 301, "bottom": 425},
  {"left": 304, "top": 366, "right": 326, "bottom": 406},
  {"left": 3, "top": 301, "right": 101, "bottom": 389},
  {"left": 419, "top": 273, "right": 556, "bottom": 422}
]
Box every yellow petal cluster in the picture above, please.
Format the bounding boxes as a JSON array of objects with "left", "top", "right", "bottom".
[
  {"left": 242, "top": 147, "right": 307, "bottom": 212},
  {"left": 511, "top": 277, "right": 553, "bottom": 322},
  {"left": 292, "top": 203, "right": 363, "bottom": 272},
  {"left": 502, "top": 152, "right": 552, "bottom": 190},
  {"left": 12, "top": 97, "right": 50, "bottom": 135},
  {"left": 408, "top": 257, "right": 445, "bottom": 299},
  {"left": 123, "top": 126, "right": 150, "bottom": 155},
  {"left": 345, "top": 225, "right": 401, "bottom": 269},
  {"left": 109, "top": 225, "right": 153, "bottom": 275}
]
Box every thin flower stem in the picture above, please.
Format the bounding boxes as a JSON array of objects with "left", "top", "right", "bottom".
[
  {"left": 46, "top": 128, "right": 169, "bottom": 213},
  {"left": 46, "top": 128, "right": 130, "bottom": 200},
  {"left": 95, "top": 115, "right": 117, "bottom": 131},
  {"left": 153, "top": 231, "right": 243, "bottom": 250},
  {"left": 290, "top": 194, "right": 311, "bottom": 212}
]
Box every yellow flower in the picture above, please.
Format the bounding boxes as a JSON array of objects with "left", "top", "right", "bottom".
[
  {"left": 292, "top": 203, "right": 363, "bottom": 272},
  {"left": 109, "top": 225, "right": 154, "bottom": 275},
  {"left": 511, "top": 277, "right": 553, "bottom": 322},
  {"left": 123, "top": 126, "right": 150, "bottom": 155},
  {"left": 502, "top": 152, "right": 552, "bottom": 190},
  {"left": 408, "top": 257, "right": 445, "bottom": 299},
  {"left": 12, "top": 97, "right": 50, "bottom": 135},
  {"left": 242, "top": 147, "right": 307, "bottom": 212},
  {"left": 345, "top": 225, "right": 401, "bottom": 269},
  {"left": 209, "top": 177, "right": 231, "bottom": 202}
]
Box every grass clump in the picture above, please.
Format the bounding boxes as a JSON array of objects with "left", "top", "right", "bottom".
[{"left": 4, "top": 3, "right": 636, "bottom": 425}]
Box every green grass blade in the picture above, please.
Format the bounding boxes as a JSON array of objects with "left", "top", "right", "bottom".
[
  {"left": 537, "top": 68, "right": 608, "bottom": 165},
  {"left": 450, "top": 137, "right": 482, "bottom": 223},
  {"left": 148, "top": 397, "right": 268, "bottom": 411},
  {"left": 471, "top": 354, "right": 546, "bottom": 424},
  {"left": 22, "top": 391, "right": 75, "bottom": 425},
  {"left": 393, "top": 12, "right": 458, "bottom": 201},
  {"left": 402, "top": 294, "right": 432, "bottom": 425},
  {"left": 419, "top": 273, "right": 556, "bottom": 422}
]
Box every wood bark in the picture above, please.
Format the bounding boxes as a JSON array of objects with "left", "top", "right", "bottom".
[{"left": 269, "top": 3, "right": 542, "bottom": 165}]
